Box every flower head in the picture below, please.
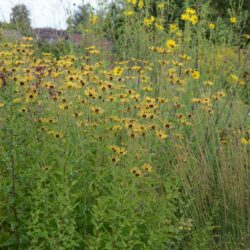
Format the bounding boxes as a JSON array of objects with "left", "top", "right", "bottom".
[
  {"left": 166, "top": 39, "right": 177, "bottom": 50},
  {"left": 209, "top": 23, "right": 216, "bottom": 30},
  {"left": 230, "top": 17, "right": 237, "bottom": 24},
  {"left": 144, "top": 16, "right": 155, "bottom": 26}
]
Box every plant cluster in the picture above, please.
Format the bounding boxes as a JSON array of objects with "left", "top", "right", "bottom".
[{"left": 0, "top": 0, "right": 249, "bottom": 249}]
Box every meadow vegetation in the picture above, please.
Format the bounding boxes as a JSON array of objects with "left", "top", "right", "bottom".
[{"left": 0, "top": 0, "right": 249, "bottom": 249}]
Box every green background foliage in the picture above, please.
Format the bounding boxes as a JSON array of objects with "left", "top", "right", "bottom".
[{"left": 0, "top": 0, "right": 249, "bottom": 249}]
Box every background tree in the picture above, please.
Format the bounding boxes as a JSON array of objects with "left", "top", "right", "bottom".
[
  {"left": 67, "top": 1, "right": 92, "bottom": 32},
  {"left": 10, "top": 4, "right": 32, "bottom": 36},
  {"left": 102, "top": 1, "right": 124, "bottom": 41}
]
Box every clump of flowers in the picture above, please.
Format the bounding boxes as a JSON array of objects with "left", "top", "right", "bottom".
[
  {"left": 181, "top": 8, "right": 199, "bottom": 25},
  {"left": 144, "top": 16, "right": 155, "bottom": 26}
]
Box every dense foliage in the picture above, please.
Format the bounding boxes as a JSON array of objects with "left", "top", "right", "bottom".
[{"left": 0, "top": 0, "right": 249, "bottom": 249}]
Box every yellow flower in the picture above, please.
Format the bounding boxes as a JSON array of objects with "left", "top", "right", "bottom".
[
  {"left": 22, "top": 36, "right": 33, "bottom": 41},
  {"left": 91, "top": 106, "right": 104, "bottom": 114},
  {"left": 90, "top": 15, "right": 98, "bottom": 25},
  {"left": 19, "top": 107, "right": 28, "bottom": 113},
  {"left": 156, "top": 130, "right": 168, "bottom": 140},
  {"left": 181, "top": 13, "right": 190, "bottom": 22},
  {"left": 230, "top": 17, "right": 237, "bottom": 24},
  {"left": 190, "top": 15, "right": 199, "bottom": 25},
  {"left": 142, "top": 163, "right": 153, "bottom": 172},
  {"left": 111, "top": 155, "right": 120, "bottom": 163},
  {"left": 113, "top": 66, "right": 123, "bottom": 76},
  {"left": 144, "top": 16, "right": 155, "bottom": 26},
  {"left": 166, "top": 39, "right": 177, "bottom": 50},
  {"left": 181, "top": 8, "right": 198, "bottom": 25},
  {"left": 64, "top": 81, "right": 81, "bottom": 89},
  {"left": 180, "top": 54, "right": 191, "bottom": 61},
  {"left": 241, "top": 137, "right": 250, "bottom": 145},
  {"left": 191, "top": 71, "right": 200, "bottom": 79},
  {"left": 130, "top": 168, "right": 143, "bottom": 177},
  {"left": 84, "top": 87, "right": 98, "bottom": 98},
  {"left": 124, "top": 10, "right": 134, "bottom": 16},
  {"left": 169, "top": 23, "right": 178, "bottom": 33},
  {"left": 0, "top": 102, "right": 4, "bottom": 108},
  {"left": 231, "top": 74, "right": 239, "bottom": 81},
  {"left": 203, "top": 80, "right": 214, "bottom": 86},
  {"left": 209, "top": 23, "right": 216, "bottom": 30},
  {"left": 47, "top": 130, "right": 64, "bottom": 139},
  {"left": 112, "top": 125, "right": 122, "bottom": 132},
  {"left": 25, "top": 90, "right": 38, "bottom": 103},
  {"left": 138, "top": 0, "right": 144, "bottom": 9},
  {"left": 109, "top": 145, "right": 127, "bottom": 155},
  {"left": 155, "top": 22, "right": 164, "bottom": 31},
  {"left": 127, "top": 0, "right": 137, "bottom": 5},
  {"left": 58, "top": 103, "right": 70, "bottom": 110},
  {"left": 186, "top": 8, "right": 196, "bottom": 15}
]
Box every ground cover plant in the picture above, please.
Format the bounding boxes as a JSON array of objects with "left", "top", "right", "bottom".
[{"left": 0, "top": 0, "right": 249, "bottom": 249}]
